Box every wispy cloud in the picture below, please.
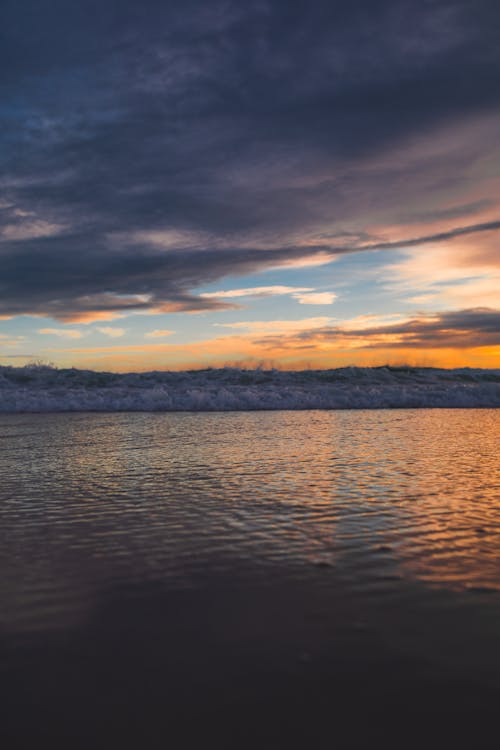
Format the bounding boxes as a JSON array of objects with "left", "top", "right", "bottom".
[
  {"left": 215, "top": 317, "right": 335, "bottom": 334},
  {"left": 359, "top": 220, "right": 500, "bottom": 253},
  {"left": 293, "top": 292, "right": 337, "bottom": 305},
  {"left": 201, "top": 286, "right": 337, "bottom": 306},
  {"left": 384, "top": 229, "right": 500, "bottom": 308},
  {"left": 1, "top": 219, "right": 67, "bottom": 242},
  {"left": 200, "top": 286, "right": 313, "bottom": 299},
  {"left": 96, "top": 327, "right": 126, "bottom": 338},
  {"left": 0, "top": 333, "right": 26, "bottom": 347},
  {"left": 145, "top": 329, "right": 175, "bottom": 338},
  {"left": 38, "top": 328, "right": 83, "bottom": 339}
]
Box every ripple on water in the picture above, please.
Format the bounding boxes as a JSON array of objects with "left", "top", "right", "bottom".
[{"left": 0, "top": 409, "right": 498, "bottom": 632}]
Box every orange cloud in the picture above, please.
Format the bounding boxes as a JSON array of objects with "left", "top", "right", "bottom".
[
  {"left": 60, "top": 310, "right": 126, "bottom": 323},
  {"left": 96, "top": 327, "right": 126, "bottom": 337},
  {"left": 144, "top": 329, "right": 175, "bottom": 338},
  {"left": 38, "top": 328, "right": 84, "bottom": 339},
  {"left": 387, "top": 240, "right": 499, "bottom": 309}
]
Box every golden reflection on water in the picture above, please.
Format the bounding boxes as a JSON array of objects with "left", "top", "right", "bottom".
[{"left": 0, "top": 409, "right": 498, "bottom": 630}]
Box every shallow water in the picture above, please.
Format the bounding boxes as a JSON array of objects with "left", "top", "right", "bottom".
[
  {"left": 1, "top": 409, "right": 499, "bottom": 748},
  {"left": 0, "top": 409, "right": 498, "bottom": 632}
]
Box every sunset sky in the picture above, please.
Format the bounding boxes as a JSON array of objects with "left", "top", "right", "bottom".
[{"left": 1, "top": 0, "right": 499, "bottom": 371}]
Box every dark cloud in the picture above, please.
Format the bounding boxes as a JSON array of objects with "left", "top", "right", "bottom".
[
  {"left": 0, "top": 234, "right": 333, "bottom": 320},
  {"left": 1, "top": 0, "right": 500, "bottom": 319},
  {"left": 254, "top": 308, "right": 500, "bottom": 350},
  {"left": 355, "top": 220, "right": 500, "bottom": 252}
]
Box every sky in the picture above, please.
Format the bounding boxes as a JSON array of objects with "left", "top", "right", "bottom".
[{"left": 1, "top": 0, "right": 499, "bottom": 371}]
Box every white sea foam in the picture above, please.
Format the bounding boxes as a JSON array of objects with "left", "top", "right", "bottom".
[{"left": 0, "top": 364, "right": 498, "bottom": 412}]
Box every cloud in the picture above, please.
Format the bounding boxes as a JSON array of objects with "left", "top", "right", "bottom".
[
  {"left": 202, "top": 286, "right": 337, "bottom": 306},
  {"left": 1, "top": 219, "right": 499, "bottom": 323},
  {"left": 65, "top": 310, "right": 128, "bottom": 324},
  {"left": 1, "top": 0, "right": 500, "bottom": 325},
  {"left": 360, "top": 220, "right": 500, "bottom": 253},
  {"left": 38, "top": 328, "right": 83, "bottom": 339},
  {"left": 215, "top": 317, "right": 335, "bottom": 334},
  {"left": 96, "top": 327, "right": 126, "bottom": 337},
  {"left": 200, "top": 286, "right": 313, "bottom": 299},
  {"left": 252, "top": 308, "right": 500, "bottom": 351},
  {"left": 144, "top": 329, "right": 175, "bottom": 338},
  {"left": 1, "top": 220, "right": 66, "bottom": 241},
  {"left": 384, "top": 228, "right": 500, "bottom": 308},
  {"left": 0, "top": 333, "right": 26, "bottom": 347},
  {"left": 293, "top": 292, "right": 337, "bottom": 305}
]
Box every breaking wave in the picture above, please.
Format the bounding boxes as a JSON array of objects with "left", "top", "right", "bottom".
[{"left": 0, "top": 364, "right": 498, "bottom": 412}]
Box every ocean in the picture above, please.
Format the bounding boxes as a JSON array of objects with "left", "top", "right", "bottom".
[{"left": 1, "top": 409, "right": 499, "bottom": 748}]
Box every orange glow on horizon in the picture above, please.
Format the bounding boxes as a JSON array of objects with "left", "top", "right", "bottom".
[{"left": 45, "top": 340, "right": 500, "bottom": 372}]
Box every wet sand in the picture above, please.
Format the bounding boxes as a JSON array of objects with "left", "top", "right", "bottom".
[{"left": 2, "top": 571, "right": 499, "bottom": 749}]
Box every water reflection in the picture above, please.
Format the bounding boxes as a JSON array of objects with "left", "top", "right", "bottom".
[{"left": 0, "top": 409, "right": 498, "bottom": 632}]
